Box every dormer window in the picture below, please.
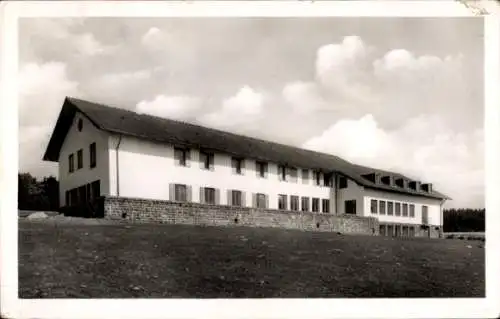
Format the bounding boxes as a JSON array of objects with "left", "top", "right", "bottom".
[{"left": 381, "top": 175, "right": 393, "bottom": 186}]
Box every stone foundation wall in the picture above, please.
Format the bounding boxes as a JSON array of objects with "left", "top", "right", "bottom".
[{"left": 103, "top": 196, "right": 379, "bottom": 235}]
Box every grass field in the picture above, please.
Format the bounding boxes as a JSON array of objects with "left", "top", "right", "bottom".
[{"left": 18, "top": 218, "right": 485, "bottom": 298}]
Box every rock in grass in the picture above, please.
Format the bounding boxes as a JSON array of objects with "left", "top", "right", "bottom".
[{"left": 27, "top": 212, "right": 48, "bottom": 219}]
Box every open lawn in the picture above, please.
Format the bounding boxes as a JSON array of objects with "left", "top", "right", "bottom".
[{"left": 18, "top": 218, "right": 484, "bottom": 298}]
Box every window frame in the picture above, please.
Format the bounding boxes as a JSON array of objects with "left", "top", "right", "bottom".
[
  {"left": 174, "top": 184, "right": 187, "bottom": 202},
  {"left": 402, "top": 203, "right": 409, "bottom": 217},
  {"left": 387, "top": 201, "right": 394, "bottom": 216},
  {"left": 370, "top": 199, "right": 378, "bottom": 214},
  {"left": 256, "top": 193, "right": 267, "bottom": 209},
  {"left": 290, "top": 195, "right": 299, "bottom": 211},
  {"left": 89, "top": 142, "right": 96, "bottom": 168},
  {"left": 395, "top": 202, "right": 401, "bottom": 216},
  {"left": 409, "top": 204, "right": 415, "bottom": 218},
  {"left": 204, "top": 187, "right": 216, "bottom": 204},
  {"left": 232, "top": 157, "right": 243, "bottom": 175},
  {"left": 68, "top": 154, "right": 74, "bottom": 173},
  {"left": 379, "top": 200, "right": 386, "bottom": 215},
  {"left": 301, "top": 196, "right": 310, "bottom": 212},
  {"left": 339, "top": 176, "right": 348, "bottom": 189},
  {"left": 77, "top": 149, "right": 83, "bottom": 169},
  {"left": 278, "top": 194, "right": 287, "bottom": 210},
  {"left": 174, "top": 147, "right": 188, "bottom": 166},
  {"left": 312, "top": 198, "right": 320, "bottom": 212},
  {"left": 322, "top": 199, "right": 330, "bottom": 213},
  {"left": 231, "top": 190, "right": 242, "bottom": 207}
]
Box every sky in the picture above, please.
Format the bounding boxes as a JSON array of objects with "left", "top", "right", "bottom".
[{"left": 18, "top": 17, "right": 484, "bottom": 208}]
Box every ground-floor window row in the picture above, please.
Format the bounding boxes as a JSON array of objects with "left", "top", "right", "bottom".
[
  {"left": 370, "top": 199, "right": 426, "bottom": 219},
  {"left": 65, "top": 180, "right": 101, "bottom": 206},
  {"left": 379, "top": 223, "right": 417, "bottom": 237},
  {"left": 170, "top": 183, "right": 331, "bottom": 212}
]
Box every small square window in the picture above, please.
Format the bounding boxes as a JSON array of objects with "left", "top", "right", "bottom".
[
  {"left": 231, "top": 190, "right": 242, "bottom": 206},
  {"left": 175, "top": 184, "right": 187, "bottom": 202},
  {"left": 339, "top": 176, "right": 348, "bottom": 189}
]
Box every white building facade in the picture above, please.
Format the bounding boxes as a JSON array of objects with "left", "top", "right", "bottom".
[{"left": 45, "top": 98, "right": 448, "bottom": 237}]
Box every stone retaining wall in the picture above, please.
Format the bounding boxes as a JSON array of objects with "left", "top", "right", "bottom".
[{"left": 103, "top": 196, "right": 379, "bottom": 235}]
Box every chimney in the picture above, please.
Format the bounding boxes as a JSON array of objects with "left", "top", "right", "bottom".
[{"left": 421, "top": 183, "right": 433, "bottom": 193}]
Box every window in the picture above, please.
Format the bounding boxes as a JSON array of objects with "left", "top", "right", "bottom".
[
  {"left": 278, "top": 194, "right": 287, "bottom": 210},
  {"left": 174, "top": 147, "right": 188, "bottom": 166},
  {"left": 387, "top": 202, "right": 394, "bottom": 216},
  {"left": 339, "top": 176, "right": 348, "bottom": 189},
  {"left": 77, "top": 149, "right": 83, "bottom": 169},
  {"left": 322, "top": 199, "right": 330, "bottom": 213},
  {"left": 395, "top": 202, "right": 401, "bottom": 216},
  {"left": 370, "top": 199, "right": 378, "bottom": 214},
  {"left": 77, "top": 119, "right": 83, "bottom": 131},
  {"left": 324, "top": 173, "right": 333, "bottom": 187},
  {"left": 345, "top": 200, "right": 356, "bottom": 214},
  {"left": 288, "top": 167, "right": 298, "bottom": 183},
  {"left": 379, "top": 224, "right": 386, "bottom": 236},
  {"left": 203, "top": 187, "right": 216, "bottom": 204},
  {"left": 65, "top": 191, "right": 70, "bottom": 206},
  {"left": 422, "top": 205, "right": 429, "bottom": 224},
  {"left": 409, "top": 204, "right": 415, "bottom": 217},
  {"left": 402, "top": 226, "right": 409, "bottom": 237},
  {"left": 232, "top": 157, "right": 243, "bottom": 175},
  {"left": 312, "top": 198, "right": 320, "bottom": 212},
  {"left": 200, "top": 151, "right": 214, "bottom": 170},
  {"left": 89, "top": 143, "right": 96, "bottom": 168},
  {"left": 395, "top": 225, "right": 401, "bottom": 237},
  {"left": 387, "top": 225, "right": 394, "bottom": 237},
  {"left": 409, "top": 226, "right": 415, "bottom": 237},
  {"left": 91, "top": 180, "right": 100, "bottom": 199},
  {"left": 229, "top": 190, "right": 242, "bottom": 206},
  {"left": 302, "top": 169, "right": 309, "bottom": 184},
  {"left": 256, "top": 161, "right": 267, "bottom": 178},
  {"left": 175, "top": 184, "right": 187, "bottom": 202},
  {"left": 402, "top": 203, "right": 408, "bottom": 217},
  {"left": 379, "top": 201, "right": 386, "bottom": 215},
  {"left": 313, "top": 171, "right": 321, "bottom": 186},
  {"left": 68, "top": 154, "right": 74, "bottom": 173},
  {"left": 290, "top": 196, "right": 299, "bottom": 211},
  {"left": 301, "top": 197, "right": 310, "bottom": 212},
  {"left": 256, "top": 193, "right": 267, "bottom": 209},
  {"left": 278, "top": 165, "right": 287, "bottom": 181}
]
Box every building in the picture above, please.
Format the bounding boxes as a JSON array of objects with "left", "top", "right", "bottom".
[{"left": 43, "top": 97, "right": 449, "bottom": 237}]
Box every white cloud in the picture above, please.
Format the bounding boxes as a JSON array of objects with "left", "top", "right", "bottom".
[
  {"left": 303, "top": 115, "right": 484, "bottom": 208},
  {"left": 282, "top": 81, "right": 329, "bottom": 114},
  {"left": 74, "top": 33, "right": 112, "bottom": 56},
  {"left": 141, "top": 27, "right": 163, "bottom": 48},
  {"left": 136, "top": 95, "right": 202, "bottom": 120},
  {"left": 199, "top": 86, "right": 264, "bottom": 128},
  {"left": 19, "top": 62, "right": 79, "bottom": 127},
  {"left": 18, "top": 61, "right": 79, "bottom": 177}
]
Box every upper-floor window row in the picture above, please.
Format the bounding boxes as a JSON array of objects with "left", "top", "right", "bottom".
[
  {"left": 68, "top": 142, "right": 97, "bottom": 174},
  {"left": 371, "top": 198, "right": 417, "bottom": 219}
]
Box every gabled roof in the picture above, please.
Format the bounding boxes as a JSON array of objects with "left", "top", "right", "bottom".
[{"left": 43, "top": 97, "right": 450, "bottom": 200}]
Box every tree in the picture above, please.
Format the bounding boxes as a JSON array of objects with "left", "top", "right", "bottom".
[
  {"left": 443, "top": 208, "right": 485, "bottom": 232},
  {"left": 18, "top": 172, "right": 59, "bottom": 211}
]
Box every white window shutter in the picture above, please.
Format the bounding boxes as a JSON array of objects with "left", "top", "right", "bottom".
[
  {"left": 265, "top": 194, "right": 269, "bottom": 209},
  {"left": 187, "top": 185, "right": 192, "bottom": 202},
  {"left": 199, "top": 187, "right": 205, "bottom": 204},
  {"left": 215, "top": 188, "right": 220, "bottom": 205},
  {"left": 169, "top": 183, "right": 175, "bottom": 201},
  {"left": 227, "top": 189, "right": 232, "bottom": 206},
  {"left": 185, "top": 149, "right": 191, "bottom": 167},
  {"left": 241, "top": 191, "right": 246, "bottom": 207},
  {"left": 252, "top": 193, "right": 257, "bottom": 208}
]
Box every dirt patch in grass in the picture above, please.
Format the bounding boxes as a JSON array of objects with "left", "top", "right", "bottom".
[{"left": 18, "top": 220, "right": 485, "bottom": 298}]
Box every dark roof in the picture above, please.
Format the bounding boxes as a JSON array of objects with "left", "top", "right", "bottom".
[{"left": 43, "top": 97, "right": 450, "bottom": 200}]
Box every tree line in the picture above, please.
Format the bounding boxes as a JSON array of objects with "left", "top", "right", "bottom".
[
  {"left": 17, "top": 172, "right": 486, "bottom": 232},
  {"left": 443, "top": 208, "right": 485, "bottom": 232}
]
